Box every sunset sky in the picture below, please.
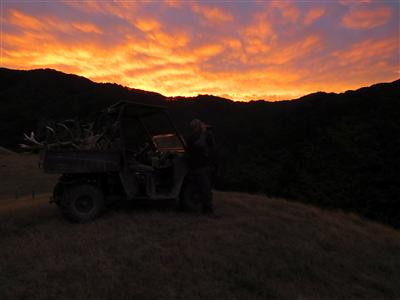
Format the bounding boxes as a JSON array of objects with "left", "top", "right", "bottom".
[{"left": 1, "top": 0, "right": 399, "bottom": 101}]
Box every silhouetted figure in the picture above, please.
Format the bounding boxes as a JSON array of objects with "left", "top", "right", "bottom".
[{"left": 186, "top": 119, "right": 217, "bottom": 215}]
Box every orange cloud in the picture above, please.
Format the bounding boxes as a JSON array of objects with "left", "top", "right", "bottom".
[
  {"left": 3, "top": 8, "right": 226, "bottom": 98},
  {"left": 193, "top": 44, "right": 223, "bottom": 58},
  {"left": 8, "top": 8, "right": 103, "bottom": 36},
  {"left": 134, "top": 18, "right": 161, "bottom": 32},
  {"left": 9, "top": 9, "right": 43, "bottom": 30},
  {"left": 342, "top": 5, "right": 392, "bottom": 29},
  {"left": 240, "top": 10, "right": 276, "bottom": 56},
  {"left": 72, "top": 22, "right": 103, "bottom": 34},
  {"left": 270, "top": 2, "right": 300, "bottom": 24},
  {"left": 192, "top": 3, "right": 233, "bottom": 23},
  {"left": 339, "top": 0, "right": 372, "bottom": 6},
  {"left": 332, "top": 37, "right": 397, "bottom": 66},
  {"left": 265, "top": 35, "right": 323, "bottom": 65},
  {"left": 304, "top": 8, "right": 325, "bottom": 25},
  {"left": 62, "top": 0, "right": 140, "bottom": 25},
  {"left": 61, "top": 0, "right": 105, "bottom": 14},
  {"left": 165, "top": 0, "right": 182, "bottom": 8}
]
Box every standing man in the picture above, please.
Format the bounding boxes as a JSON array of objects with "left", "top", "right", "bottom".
[{"left": 186, "top": 119, "right": 218, "bottom": 216}]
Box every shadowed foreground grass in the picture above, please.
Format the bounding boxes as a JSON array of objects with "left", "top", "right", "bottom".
[
  {"left": 1, "top": 191, "right": 400, "bottom": 300},
  {"left": 0, "top": 152, "right": 58, "bottom": 200}
]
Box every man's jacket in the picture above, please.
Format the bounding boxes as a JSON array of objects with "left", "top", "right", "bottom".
[{"left": 186, "top": 130, "right": 215, "bottom": 169}]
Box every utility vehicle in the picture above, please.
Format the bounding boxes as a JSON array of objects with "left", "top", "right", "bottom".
[{"left": 40, "top": 101, "right": 200, "bottom": 222}]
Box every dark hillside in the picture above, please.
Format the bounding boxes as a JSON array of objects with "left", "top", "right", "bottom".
[
  {"left": 1, "top": 68, "right": 399, "bottom": 226},
  {"left": 166, "top": 82, "right": 400, "bottom": 226}
]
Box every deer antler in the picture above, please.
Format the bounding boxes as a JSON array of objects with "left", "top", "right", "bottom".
[
  {"left": 56, "top": 122, "right": 74, "bottom": 140},
  {"left": 23, "top": 131, "right": 43, "bottom": 146}
]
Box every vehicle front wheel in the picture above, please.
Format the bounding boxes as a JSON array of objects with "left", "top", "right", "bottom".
[{"left": 61, "top": 184, "right": 105, "bottom": 223}]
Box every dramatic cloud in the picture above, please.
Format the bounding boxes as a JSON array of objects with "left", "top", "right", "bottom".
[
  {"left": 342, "top": 5, "right": 392, "bottom": 29},
  {"left": 191, "top": 3, "right": 233, "bottom": 23},
  {"left": 1, "top": 1, "right": 398, "bottom": 101},
  {"left": 304, "top": 8, "right": 325, "bottom": 25}
]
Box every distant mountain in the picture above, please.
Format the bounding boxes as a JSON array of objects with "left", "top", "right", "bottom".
[{"left": 1, "top": 67, "right": 399, "bottom": 226}]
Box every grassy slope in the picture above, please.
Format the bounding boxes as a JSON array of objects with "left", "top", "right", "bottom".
[{"left": 1, "top": 155, "right": 400, "bottom": 299}]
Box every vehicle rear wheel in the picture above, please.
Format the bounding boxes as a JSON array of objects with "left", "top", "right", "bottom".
[
  {"left": 180, "top": 180, "right": 203, "bottom": 213},
  {"left": 61, "top": 184, "right": 104, "bottom": 223}
]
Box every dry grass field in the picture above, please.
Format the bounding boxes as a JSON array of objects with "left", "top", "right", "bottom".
[{"left": 1, "top": 150, "right": 400, "bottom": 299}]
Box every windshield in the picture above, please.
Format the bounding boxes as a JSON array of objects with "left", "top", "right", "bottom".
[{"left": 152, "top": 134, "right": 185, "bottom": 153}]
